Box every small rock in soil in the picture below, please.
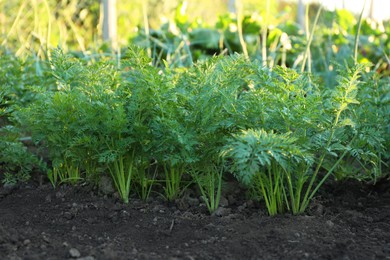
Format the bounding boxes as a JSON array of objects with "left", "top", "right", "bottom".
[
  {"left": 69, "top": 248, "right": 81, "bottom": 258},
  {"left": 326, "top": 220, "right": 335, "bottom": 228},
  {"left": 187, "top": 197, "right": 200, "bottom": 207},
  {"left": 55, "top": 191, "right": 66, "bottom": 199},
  {"left": 213, "top": 207, "right": 232, "bottom": 217},
  {"left": 45, "top": 194, "right": 52, "bottom": 202},
  {"left": 120, "top": 210, "right": 130, "bottom": 218},
  {"left": 246, "top": 200, "right": 254, "bottom": 208},
  {"left": 181, "top": 211, "right": 195, "bottom": 219},
  {"left": 3, "top": 183, "right": 16, "bottom": 190},
  {"left": 219, "top": 196, "right": 229, "bottom": 207},
  {"left": 99, "top": 176, "right": 115, "bottom": 195},
  {"left": 0, "top": 183, "right": 16, "bottom": 197},
  {"left": 237, "top": 202, "right": 247, "bottom": 212},
  {"left": 313, "top": 204, "right": 324, "bottom": 216},
  {"left": 227, "top": 194, "right": 237, "bottom": 205},
  {"left": 64, "top": 212, "right": 73, "bottom": 220},
  {"left": 78, "top": 256, "right": 95, "bottom": 260}
]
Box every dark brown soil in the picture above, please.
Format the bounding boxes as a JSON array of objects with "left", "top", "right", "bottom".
[{"left": 1, "top": 178, "right": 390, "bottom": 260}]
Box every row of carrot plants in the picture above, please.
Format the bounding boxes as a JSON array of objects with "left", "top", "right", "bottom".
[{"left": 1, "top": 47, "right": 389, "bottom": 215}]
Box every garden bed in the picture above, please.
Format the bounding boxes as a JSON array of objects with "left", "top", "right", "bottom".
[{"left": 1, "top": 178, "right": 389, "bottom": 259}]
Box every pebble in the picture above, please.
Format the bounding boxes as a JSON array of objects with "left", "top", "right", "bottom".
[
  {"left": 108, "top": 212, "right": 118, "bottom": 220},
  {"left": 99, "top": 176, "right": 115, "bottom": 195},
  {"left": 213, "top": 207, "right": 232, "bottom": 217},
  {"left": 246, "top": 200, "right": 254, "bottom": 208},
  {"left": 152, "top": 205, "right": 162, "bottom": 213},
  {"left": 120, "top": 210, "right": 130, "bottom": 218},
  {"left": 69, "top": 248, "right": 81, "bottom": 258},
  {"left": 0, "top": 184, "right": 16, "bottom": 197},
  {"left": 181, "top": 211, "right": 194, "bottom": 219},
  {"left": 219, "top": 196, "right": 229, "bottom": 207},
  {"left": 326, "top": 220, "right": 335, "bottom": 228},
  {"left": 3, "top": 183, "right": 16, "bottom": 191},
  {"left": 78, "top": 256, "right": 95, "bottom": 260},
  {"left": 238, "top": 203, "right": 247, "bottom": 212},
  {"left": 227, "top": 195, "right": 237, "bottom": 205},
  {"left": 187, "top": 197, "right": 200, "bottom": 207},
  {"left": 64, "top": 212, "right": 73, "bottom": 220},
  {"left": 314, "top": 204, "right": 324, "bottom": 216},
  {"left": 42, "top": 234, "right": 50, "bottom": 243},
  {"left": 55, "top": 191, "right": 65, "bottom": 199},
  {"left": 45, "top": 194, "right": 52, "bottom": 202}
]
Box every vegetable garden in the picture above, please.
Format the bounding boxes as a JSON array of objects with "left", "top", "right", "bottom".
[{"left": 0, "top": 1, "right": 389, "bottom": 259}]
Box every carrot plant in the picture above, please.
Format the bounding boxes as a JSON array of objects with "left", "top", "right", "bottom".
[
  {"left": 223, "top": 129, "right": 309, "bottom": 216},
  {"left": 118, "top": 46, "right": 171, "bottom": 201},
  {"left": 0, "top": 51, "right": 50, "bottom": 184},
  {"left": 176, "top": 54, "right": 258, "bottom": 213},
  {"left": 18, "top": 49, "right": 121, "bottom": 186},
  {"left": 11, "top": 42, "right": 387, "bottom": 213},
  {"left": 151, "top": 115, "right": 196, "bottom": 201},
  {"left": 0, "top": 130, "right": 43, "bottom": 185},
  {"left": 147, "top": 71, "right": 196, "bottom": 201},
  {"left": 223, "top": 59, "right": 388, "bottom": 215}
]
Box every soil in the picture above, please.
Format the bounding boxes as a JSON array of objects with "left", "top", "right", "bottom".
[{"left": 1, "top": 177, "right": 390, "bottom": 260}]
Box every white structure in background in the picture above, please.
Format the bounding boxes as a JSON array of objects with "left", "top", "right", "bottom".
[
  {"left": 102, "top": 0, "right": 117, "bottom": 48},
  {"left": 303, "top": 0, "right": 390, "bottom": 21}
]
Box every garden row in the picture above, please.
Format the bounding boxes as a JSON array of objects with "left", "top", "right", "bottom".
[{"left": 1, "top": 47, "right": 389, "bottom": 215}]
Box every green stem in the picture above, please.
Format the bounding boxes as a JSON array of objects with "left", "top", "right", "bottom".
[
  {"left": 236, "top": 1, "right": 249, "bottom": 59},
  {"left": 258, "top": 173, "right": 272, "bottom": 215},
  {"left": 354, "top": 0, "right": 366, "bottom": 65},
  {"left": 301, "top": 5, "right": 322, "bottom": 73},
  {"left": 300, "top": 110, "right": 341, "bottom": 211},
  {"left": 306, "top": 138, "right": 355, "bottom": 204},
  {"left": 304, "top": 4, "right": 311, "bottom": 73}
]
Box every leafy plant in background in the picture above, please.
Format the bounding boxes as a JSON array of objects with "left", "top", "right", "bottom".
[
  {"left": 0, "top": 50, "right": 50, "bottom": 185},
  {"left": 0, "top": 127, "right": 44, "bottom": 185}
]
